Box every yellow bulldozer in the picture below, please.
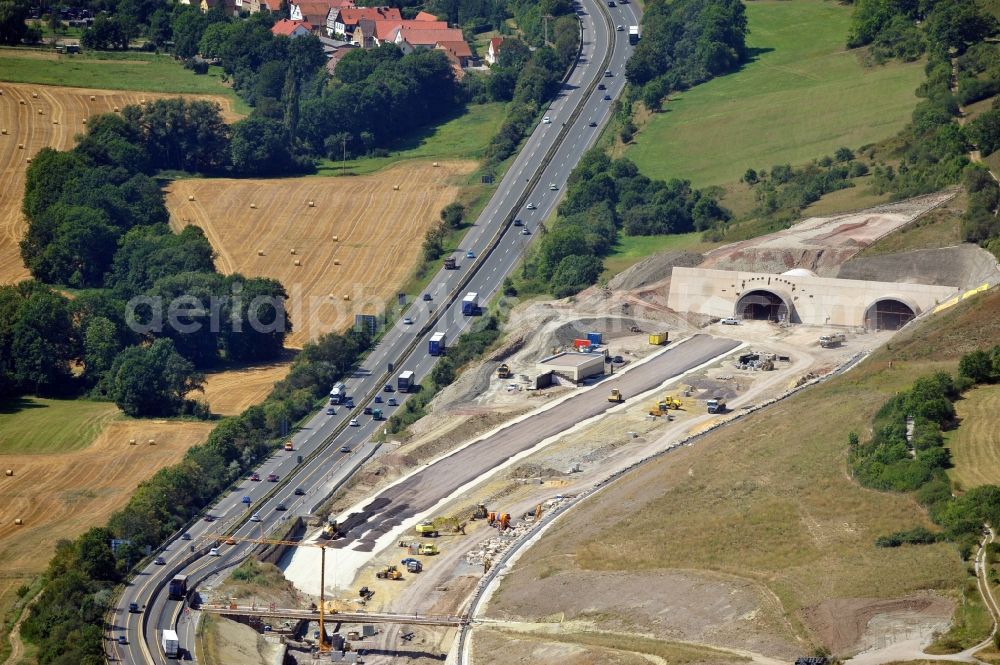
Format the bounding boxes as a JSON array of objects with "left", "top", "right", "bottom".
[
  {"left": 648, "top": 395, "right": 683, "bottom": 417},
  {"left": 608, "top": 388, "right": 624, "bottom": 403},
  {"left": 497, "top": 363, "right": 511, "bottom": 379},
  {"left": 376, "top": 565, "right": 403, "bottom": 580}
]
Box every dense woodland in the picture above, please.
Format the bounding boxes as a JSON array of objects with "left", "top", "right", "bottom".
[{"left": 1, "top": 99, "right": 290, "bottom": 415}]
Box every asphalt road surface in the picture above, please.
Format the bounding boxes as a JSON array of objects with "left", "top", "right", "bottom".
[
  {"left": 111, "top": 0, "right": 642, "bottom": 660},
  {"left": 334, "top": 335, "right": 740, "bottom": 551}
]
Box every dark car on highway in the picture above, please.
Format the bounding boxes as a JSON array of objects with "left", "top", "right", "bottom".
[{"left": 294, "top": 487, "right": 306, "bottom": 496}]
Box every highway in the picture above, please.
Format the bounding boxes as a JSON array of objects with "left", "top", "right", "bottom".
[{"left": 109, "top": 0, "right": 641, "bottom": 661}]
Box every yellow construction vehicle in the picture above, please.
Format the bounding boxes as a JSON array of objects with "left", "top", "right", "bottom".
[
  {"left": 471, "top": 503, "right": 488, "bottom": 520},
  {"left": 497, "top": 363, "right": 511, "bottom": 379},
  {"left": 608, "top": 388, "right": 624, "bottom": 403},
  {"left": 375, "top": 565, "right": 403, "bottom": 580},
  {"left": 417, "top": 543, "right": 439, "bottom": 555},
  {"left": 415, "top": 520, "right": 439, "bottom": 537},
  {"left": 663, "top": 395, "right": 683, "bottom": 409}
]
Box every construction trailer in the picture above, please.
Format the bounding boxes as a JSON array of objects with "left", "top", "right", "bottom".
[
  {"left": 819, "top": 333, "right": 846, "bottom": 348},
  {"left": 536, "top": 351, "right": 605, "bottom": 383}
]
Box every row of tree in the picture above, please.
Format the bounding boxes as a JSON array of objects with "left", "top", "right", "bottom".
[
  {"left": 522, "top": 149, "right": 729, "bottom": 297},
  {"left": 21, "top": 324, "right": 372, "bottom": 664},
  {"left": 625, "top": 0, "right": 748, "bottom": 111},
  {"left": 850, "top": 344, "right": 1000, "bottom": 559}
]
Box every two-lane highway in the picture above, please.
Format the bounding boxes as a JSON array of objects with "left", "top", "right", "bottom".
[{"left": 111, "top": 0, "right": 641, "bottom": 660}]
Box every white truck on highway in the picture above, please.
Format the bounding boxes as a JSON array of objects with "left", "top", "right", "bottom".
[
  {"left": 329, "top": 382, "right": 347, "bottom": 404},
  {"left": 161, "top": 629, "right": 179, "bottom": 658}
]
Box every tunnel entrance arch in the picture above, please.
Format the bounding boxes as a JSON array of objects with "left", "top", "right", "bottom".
[
  {"left": 865, "top": 298, "right": 915, "bottom": 331},
  {"left": 735, "top": 290, "right": 793, "bottom": 323}
]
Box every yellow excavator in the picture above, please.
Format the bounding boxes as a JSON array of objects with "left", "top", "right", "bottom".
[
  {"left": 375, "top": 565, "right": 403, "bottom": 580},
  {"left": 608, "top": 388, "right": 624, "bottom": 403},
  {"left": 497, "top": 363, "right": 511, "bottom": 379}
]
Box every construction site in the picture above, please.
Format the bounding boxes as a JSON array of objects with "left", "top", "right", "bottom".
[{"left": 193, "top": 193, "right": 1000, "bottom": 664}]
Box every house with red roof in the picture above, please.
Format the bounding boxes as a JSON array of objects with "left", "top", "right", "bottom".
[
  {"left": 329, "top": 6, "right": 401, "bottom": 40},
  {"left": 271, "top": 18, "right": 313, "bottom": 38},
  {"left": 250, "top": 0, "right": 284, "bottom": 14},
  {"left": 371, "top": 18, "right": 448, "bottom": 46},
  {"left": 391, "top": 26, "right": 465, "bottom": 54}
]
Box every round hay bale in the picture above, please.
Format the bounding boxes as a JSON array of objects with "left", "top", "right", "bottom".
[
  {"left": 5, "top": 469, "right": 12, "bottom": 476},
  {"left": 393, "top": 184, "right": 400, "bottom": 191},
  {"left": 19, "top": 100, "right": 25, "bottom": 105},
  {"left": 140, "top": 98, "right": 146, "bottom": 104},
  {"left": 26, "top": 158, "right": 31, "bottom": 164},
  {"left": 250, "top": 203, "right": 257, "bottom": 209},
  {"left": 433, "top": 162, "right": 439, "bottom": 167},
  {"left": 81, "top": 118, "right": 87, "bottom": 124},
  {"left": 53, "top": 120, "right": 58, "bottom": 125},
  {"left": 37, "top": 109, "right": 43, "bottom": 115},
  {"left": 113, "top": 106, "right": 119, "bottom": 112},
  {"left": 343, "top": 294, "right": 350, "bottom": 301},
  {"left": 148, "top": 438, "right": 156, "bottom": 445},
  {"left": 129, "top": 439, "right": 137, "bottom": 445},
  {"left": 290, "top": 248, "right": 296, "bottom": 255},
  {"left": 332, "top": 235, "right": 339, "bottom": 242},
  {"left": 294, "top": 259, "right": 301, "bottom": 266},
  {"left": 17, "top": 144, "right": 23, "bottom": 149},
  {"left": 90, "top": 95, "right": 96, "bottom": 101},
  {"left": 32, "top": 92, "right": 37, "bottom": 98},
  {"left": 333, "top": 259, "right": 340, "bottom": 265},
  {"left": 14, "top": 519, "right": 23, "bottom": 526},
  {"left": 1, "top": 129, "right": 6, "bottom": 134},
  {"left": 257, "top": 249, "right": 265, "bottom": 256},
  {"left": 308, "top": 200, "right": 315, "bottom": 207},
  {"left": 188, "top": 194, "right": 195, "bottom": 201}
]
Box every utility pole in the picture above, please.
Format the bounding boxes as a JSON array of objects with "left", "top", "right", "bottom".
[{"left": 543, "top": 14, "right": 554, "bottom": 44}]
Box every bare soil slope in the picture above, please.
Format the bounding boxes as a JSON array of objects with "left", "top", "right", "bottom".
[
  {"left": 165, "top": 160, "right": 474, "bottom": 347},
  {"left": 0, "top": 82, "right": 238, "bottom": 284}
]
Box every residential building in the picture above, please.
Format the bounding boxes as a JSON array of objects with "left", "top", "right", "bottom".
[
  {"left": 271, "top": 18, "right": 313, "bottom": 38},
  {"left": 330, "top": 6, "right": 400, "bottom": 40},
  {"left": 435, "top": 40, "right": 472, "bottom": 67},
  {"left": 249, "top": 0, "right": 284, "bottom": 14},
  {"left": 291, "top": 0, "right": 353, "bottom": 28},
  {"left": 392, "top": 26, "right": 464, "bottom": 54},
  {"left": 372, "top": 18, "right": 448, "bottom": 47}
]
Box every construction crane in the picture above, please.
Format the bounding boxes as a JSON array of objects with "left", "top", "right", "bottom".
[{"left": 204, "top": 533, "right": 336, "bottom": 652}]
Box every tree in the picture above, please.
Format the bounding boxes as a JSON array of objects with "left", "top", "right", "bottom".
[
  {"left": 959, "top": 349, "right": 994, "bottom": 384},
  {"left": 10, "top": 287, "right": 79, "bottom": 395},
  {"left": 742, "top": 168, "right": 758, "bottom": 185},
  {"left": 968, "top": 109, "right": 1000, "bottom": 157},
  {"left": 550, "top": 255, "right": 603, "bottom": 298},
  {"left": 75, "top": 527, "right": 120, "bottom": 582},
  {"left": 83, "top": 317, "right": 123, "bottom": 387},
  {"left": 440, "top": 202, "right": 465, "bottom": 230},
  {"left": 229, "top": 116, "right": 295, "bottom": 176},
  {"left": 0, "top": 0, "right": 30, "bottom": 45},
  {"left": 81, "top": 14, "right": 132, "bottom": 50},
  {"left": 108, "top": 224, "right": 215, "bottom": 298},
  {"left": 431, "top": 357, "right": 455, "bottom": 387},
  {"left": 108, "top": 339, "right": 204, "bottom": 417}
]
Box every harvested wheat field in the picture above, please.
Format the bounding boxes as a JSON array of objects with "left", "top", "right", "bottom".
[
  {"left": 947, "top": 383, "right": 1000, "bottom": 490},
  {"left": 198, "top": 357, "right": 296, "bottom": 416},
  {"left": 165, "top": 160, "right": 475, "bottom": 347},
  {"left": 0, "top": 415, "right": 214, "bottom": 574},
  {"left": 0, "top": 82, "right": 239, "bottom": 284}
]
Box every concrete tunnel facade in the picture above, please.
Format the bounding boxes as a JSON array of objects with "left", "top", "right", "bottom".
[{"left": 667, "top": 267, "right": 956, "bottom": 328}]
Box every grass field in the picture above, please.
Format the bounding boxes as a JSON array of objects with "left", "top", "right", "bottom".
[
  {"left": 165, "top": 160, "right": 475, "bottom": 348},
  {"left": 946, "top": 384, "right": 1000, "bottom": 490},
  {"left": 0, "top": 397, "right": 118, "bottom": 454},
  {"left": 0, "top": 47, "right": 247, "bottom": 112},
  {"left": 315, "top": 102, "right": 506, "bottom": 177},
  {"left": 626, "top": 0, "right": 925, "bottom": 187},
  {"left": 491, "top": 287, "right": 1000, "bottom": 654},
  {"left": 601, "top": 231, "right": 715, "bottom": 277},
  {"left": 0, "top": 81, "right": 240, "bottom": 286}
]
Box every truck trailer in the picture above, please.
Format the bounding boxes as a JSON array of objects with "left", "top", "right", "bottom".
[
  {"left": 443, "top": 257, "right": 457, "bottom": 270},
  {"left": 397, "top": 370, "right": 415, "bottom": 392},
  {"left": 167, "top": 574, "right": 188, "bottom": 600},
  {"left": 428, "top": 332, "right": 446, "bottom": 356},
  {"left": 161, "top": 629, "right": 179, "bottom": 658},
  {"left": 628, "top": 25, "right": 639, "bottom": 44},
  {"left": 461, "top": 292, "right": 478, "bottom": 316},
  {"left": 706, "top": 398, "right": 727, "bottom": 414},
  {"left": 329, "top": 382, "right": 347, "bottom": 404}
]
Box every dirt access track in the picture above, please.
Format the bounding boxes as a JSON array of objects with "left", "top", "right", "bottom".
[
  {"left": 0, "top": 82, "right": 240, "bottom": 285},
  {"left": 0, "top": 418, "right": 214, "bottom": 576},
  {"left": 165, "top": 160, "right": 474, "bottom": 348}
]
